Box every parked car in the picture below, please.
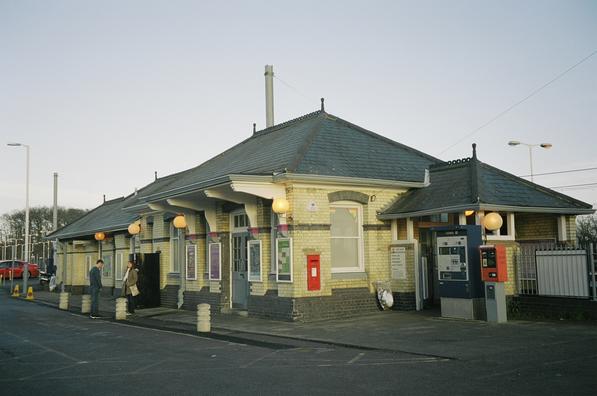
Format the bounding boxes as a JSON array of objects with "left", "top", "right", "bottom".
[{"left": 0, "top": 260, "right": 39, "bottom": 279}]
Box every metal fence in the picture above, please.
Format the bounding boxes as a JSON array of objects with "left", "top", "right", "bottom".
[{"left": 516, "top": 242, "right": 596, "bottom": 300}]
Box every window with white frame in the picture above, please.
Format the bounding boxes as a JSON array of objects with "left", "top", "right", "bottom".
[
  {"left": 330, "top": 202, "right": 364, "bottom": 272},
  {"left": 484, "top": 212, "right": 515, "bottom": 240},
  {"left": 170, "top": 223, "right": 181, "bottom": 273}
]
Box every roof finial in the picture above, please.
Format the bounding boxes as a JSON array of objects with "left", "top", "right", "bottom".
[
  {"left": 253, "top": 123, "right": 256, "bottom": 134},
  {"left": 320, "top": 97, "right": 325, "bottom": 112},
  {"left": 154, "top": 171, "right": 158, "bottom": 181},
  {"left": 472, "top": 143, "right": 477, "bottom": 159}
]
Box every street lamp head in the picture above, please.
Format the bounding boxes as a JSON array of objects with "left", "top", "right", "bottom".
[
  {"left": 508, "top": 141, "right": 521, "bottom": 146},
  {"left": 7, "top": 143, "right": 22, "bottom": 147},
  {"left": 540, "top": 143, "right": 553, "bottom": 149}
]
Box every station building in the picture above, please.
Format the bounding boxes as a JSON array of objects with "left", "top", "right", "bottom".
[{"left": 47, "top": 108, "right": 594, "bottom": 321}]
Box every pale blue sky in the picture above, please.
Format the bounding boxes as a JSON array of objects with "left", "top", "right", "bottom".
[{"left": 1, "top": 0, "right": 596, "bottom": 215}]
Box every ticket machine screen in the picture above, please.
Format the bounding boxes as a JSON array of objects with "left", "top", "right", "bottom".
[{"left": 437, "top": 236, "right": 469, "bottom": 281}]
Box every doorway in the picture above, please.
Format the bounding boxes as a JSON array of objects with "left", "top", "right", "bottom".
[{"left": 231, "top": 233, "right": 249, "bottom": 309}]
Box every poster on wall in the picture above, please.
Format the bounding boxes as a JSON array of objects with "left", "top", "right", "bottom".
[
  {"left": 209, "top": 243, "right": 221, "bottom": 280},
  {"left": 390, "top": 246, "right": 407, "bottom": 280},
  {"left": 276, "top": 238, "right": 292, "bottom": 282},
  {"left": 186, "top": 244, "right": 197, "bottom": 280},
  {"left": 248, "top": 240, "right": 262, "bottom": 282}
]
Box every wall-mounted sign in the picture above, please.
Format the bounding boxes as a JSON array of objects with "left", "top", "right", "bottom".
[
  {"left": 390, "top": 246, "right": 407, "bottom": 280},
  {"left": 248, "top": 240, "right": 262, "bottom": 282},
  {"left": 276, "top": 238, "right": 293, "bottom": 282},
  {"left": 209, "top": 243, "right": 221, "bottom": 281},
  {"left": 186, "top": 244, "right": 197, "bottom": 280}
]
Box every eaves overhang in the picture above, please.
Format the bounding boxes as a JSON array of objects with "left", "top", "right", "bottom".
[
  {"left": 123, "top": 175, "right": 275, "bottom": 210},
  {"left": 378, "top": 204, "right": 595, "bottom": 220},
  {"left": 272, "top": 172, "right": 429, "bottom": 189},
  {"left": 44, "top": 224, "right": 131, "bottom": 241}
]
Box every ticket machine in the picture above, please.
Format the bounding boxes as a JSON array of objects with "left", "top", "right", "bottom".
[
  {"left": 433, "top": 225, "right": 484, "bottom": 320},
  {"left": 480, "top": 245, "right": 508, "bottom": 323}
]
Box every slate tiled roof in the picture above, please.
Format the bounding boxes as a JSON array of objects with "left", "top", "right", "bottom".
[
  {"left": 380, "top": 147, "right": 594, "bottom": 218},
  {"left": 129, "top": 110, "right": 441, "bottom": 203},
  {"left": 46, "top": 196, "right": 139, "bottom": 240}
]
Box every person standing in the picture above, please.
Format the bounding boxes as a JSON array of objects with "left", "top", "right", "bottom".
[
  {"left": 121, "top": 260, "right": 138, "bottom": 315},
  {"left": 89, "top": 259, "right": 104, "bottom": 318}
]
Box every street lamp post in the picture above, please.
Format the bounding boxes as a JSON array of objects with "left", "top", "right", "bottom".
[
  {"left": 507, "top": 141, "right": 552, "bottom": 182},
  {"left": 8, "top": 143, "right": 30, "bottom": 296}
]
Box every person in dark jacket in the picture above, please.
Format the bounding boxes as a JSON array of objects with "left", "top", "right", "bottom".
[
  {"left": 121, "top": 260, "right": 139, "bottom": 315},
  {"left": 89, "top": 259, "right": 104, "bottom": 318}
]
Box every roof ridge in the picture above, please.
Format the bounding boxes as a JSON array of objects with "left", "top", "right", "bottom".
[
  {"left": 478, "top": 161, "right": 592, "bottom": 209},
  {"left": 103, "top": 196, "right": 126, "bottom": 205},
  {"left": 253, "top": 110, "right": 323, "bottom": 136},
  {"left": 325, "top": 113, "right": 442, "bottom": 164},
  {"left": 148, "top": 110, "right": 325, "bottom": 183}
]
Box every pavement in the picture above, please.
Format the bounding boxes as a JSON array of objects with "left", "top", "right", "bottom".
[{"left": 4, "top": 282, "right": 597, "bottom": 361}]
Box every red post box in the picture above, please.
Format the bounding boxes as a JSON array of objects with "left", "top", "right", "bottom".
[
  {"left": 307, "top": 255, "right": 320, "bottom": 291},
  {"left": 480, "top": 245, "right": 508, "bottom": 282}
]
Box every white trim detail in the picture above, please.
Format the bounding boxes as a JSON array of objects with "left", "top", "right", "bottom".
[
  {"left": 115, "top": 253, "right": 124, "bottom": 281},
  {"left": 406, "top": 218, "right": 414, "bottom": 240},
  {"left": 557, "top": 215, "right": 568, "bottom": 242}
]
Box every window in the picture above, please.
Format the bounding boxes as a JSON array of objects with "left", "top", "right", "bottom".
[
  {"left": 115, "top": 253, "right": 124, "bottom": 280},
  {"left": 233, "top": 213, "right": 249, "bottom": 228},
  {"left": 170, "top": 224, "right": 180, "bottom": 273},
  {"left": 486, "top": 212, "right": 515, "bottom": 240},
  {"left": 330, "top": 202, "right": 364, "bottom": 272},
  {"left": 102, "top": 254, "right": 112, "bottom": 277}
]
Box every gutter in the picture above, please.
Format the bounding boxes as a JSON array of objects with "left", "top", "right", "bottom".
[{"left": 272, "top": 173, "right": 428, "bottom": 189}]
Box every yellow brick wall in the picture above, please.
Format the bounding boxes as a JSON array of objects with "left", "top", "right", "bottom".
[
  {"left": 284, "top": 185, "right": 404, "bottom": 298},
  {"left": 566, "top": 215, "right": 577, "bottom": 242},
  {"left": 515, "top": 213, "right": 558, "bottom": 241}
]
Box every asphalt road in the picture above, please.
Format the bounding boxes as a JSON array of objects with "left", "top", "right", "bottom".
[{"left": 1, "top": 296, "right": 596, "bottom": 396}]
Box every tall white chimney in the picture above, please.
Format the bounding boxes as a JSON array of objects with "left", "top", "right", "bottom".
[{"left": 264, "top": 65, "right": 274, "bottom": 127}]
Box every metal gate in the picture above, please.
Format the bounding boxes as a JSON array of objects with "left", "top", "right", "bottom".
[{"left": 516, "top": 243, "right": 596, "bottom": 299}]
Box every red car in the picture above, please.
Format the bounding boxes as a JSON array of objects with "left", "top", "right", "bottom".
[{"left": 0, "top": 260, "right": 39, "bottom": 279}]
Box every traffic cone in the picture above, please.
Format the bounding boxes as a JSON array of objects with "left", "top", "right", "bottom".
[
  {"left": 26, "top": 286, "right": 34, "bottom": 300},
  {"left": 12, "top": 284, "right": 20, "bottom": 297}
]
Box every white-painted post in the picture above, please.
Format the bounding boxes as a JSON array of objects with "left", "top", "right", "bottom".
[
  {"left": 406, "top": 218, "right": 414, "bottom": 240},
  {"left": 391, "top": 219, "right": 398, "bottom": 241},
  {"left": 557, "top": 215, "right": 567, "bottom": 242},
  {"left": 458, "top": 213, "right": 467, "bottom": 225}
]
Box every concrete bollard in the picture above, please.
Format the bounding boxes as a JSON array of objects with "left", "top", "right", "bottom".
[
  {"left": 81, "top": 295, "right": 91, "bottom": 314},
  {"left": 59, "top": 292, "right": 70, "bottom": 310},
  {"left": 197, "top": 303, "right": 211, "bottom": 333},
  {"left": 115, "top": 297, "right": 127, "bottom": 320}
]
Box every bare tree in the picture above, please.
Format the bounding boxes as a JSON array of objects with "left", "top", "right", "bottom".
[
  {"left": 0, "top": 206, "right": 88, "bottom": 261},
  {"left": 577, "top": 215, "right": 597, "bottom": 245}
]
